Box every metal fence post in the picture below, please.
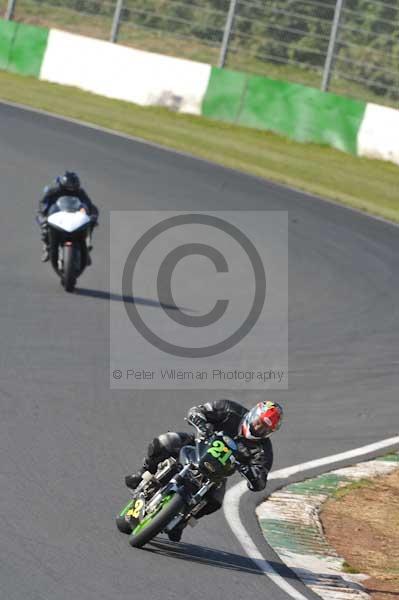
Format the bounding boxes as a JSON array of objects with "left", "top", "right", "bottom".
[
  {"left": 218, "top": 0, "right": 238, "bottom": 68},
  {"left": 5, "top": 0, "right": 17, "bottom": 20},
  {"left": 110, "top": 0, "right": 124, "bottom": 43},
  {"left": 321, "top": 0, "right": 345, "bottom": 92}
]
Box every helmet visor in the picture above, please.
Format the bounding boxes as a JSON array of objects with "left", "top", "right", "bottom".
[
  {"left": 250, "top": 415, "right": 272, "bottom": 437},
  {"left": 61, "top": 172, "right": 80, "bottom": 191}
]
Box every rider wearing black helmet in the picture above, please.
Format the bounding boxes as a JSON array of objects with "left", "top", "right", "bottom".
[{"left": 37, "top": 171, "right": 99, "bottom": 263}]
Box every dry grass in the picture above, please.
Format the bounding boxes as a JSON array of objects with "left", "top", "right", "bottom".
[{"left": 321, "top": 469, "right": 399, "bottom": 600}]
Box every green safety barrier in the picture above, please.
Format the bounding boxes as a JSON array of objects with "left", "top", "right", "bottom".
[
  {"left": 203, "top": 66, "right": 367, "bottom": 155},
  {"left": 0, "top": 19, "right": 17, "bottom": 71},
  {"left": 202, "top": 68, "right": 246, "bottom": 123},
  {"left": 0, "top": 19, "right": 49, "bottom": 77}
]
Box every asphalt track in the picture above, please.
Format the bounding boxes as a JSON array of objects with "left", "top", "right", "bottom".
[{"left": 1, "top": 101, "right": 398, "bottom": 600}]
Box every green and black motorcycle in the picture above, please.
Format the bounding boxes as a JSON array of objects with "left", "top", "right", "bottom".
[{"left": 116, "top": 421, "right": 242, "bottom": 548}]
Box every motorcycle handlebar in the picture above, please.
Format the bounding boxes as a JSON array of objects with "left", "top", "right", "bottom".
[
  {"left": 185, "top": 417, "right": 209, "bottom": 440},
  {"left": 186, "top": 419, "right": 245, "bottom": 471}
]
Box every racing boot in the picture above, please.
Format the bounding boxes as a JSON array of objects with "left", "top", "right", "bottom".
[
  {"left": 86, "top": 230, "right": 93, "bottom": 266},
  {"left": 86, "top": 248, "right": 92, "bottom": 267},
  {"left": 168, "top": 521, "right": 186, "bottom": 542},
  {"left": 41, "top": 243, "right": 49, "bottom": 262},
  {"left": 125, "top": 460, "right": 156, "bottom": 491},
  {"left": 40, "top": 221, "right": 50, "bottom": 262},
  {"left": 125, "top": 471, "right": 144, "bottom": 490}
]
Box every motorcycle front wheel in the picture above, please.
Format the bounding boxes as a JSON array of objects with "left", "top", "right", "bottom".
[
  {"left": 62, "top": 245, "right": 76, "bottom": 293},
  {"left": 129, "top": 492, "right": 184, "bottom": 548}
]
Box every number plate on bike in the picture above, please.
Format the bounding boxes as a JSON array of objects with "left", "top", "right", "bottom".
[{"left": 125, "top": 494, "right": 146, "bottom": 522}]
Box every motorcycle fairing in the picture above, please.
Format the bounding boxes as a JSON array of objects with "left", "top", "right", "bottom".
[{"left": 48, "top": 211, "right": 90, "bottom": 233}]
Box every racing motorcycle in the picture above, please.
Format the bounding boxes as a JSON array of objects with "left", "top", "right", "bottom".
[
  {"left": 46, "top": 197, "right": 92, "bottom": 292},
  {"left": 116, "top": 421, "right": 245, "bottom": 548}
]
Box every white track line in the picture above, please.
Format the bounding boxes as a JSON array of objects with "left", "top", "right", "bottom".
[{"left": 224, "top": 435, "right": 399, "bottom": 600}]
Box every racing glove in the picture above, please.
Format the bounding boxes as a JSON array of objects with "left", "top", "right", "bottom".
[
  {"left": 239, "top": 456, "right": 268, "bottom": 491},
  {"left": 188, "top": 409, "right": 213, "bottom": 438},
  {"left": 247, "top": 466, "right": 268, "bottom": 491}
]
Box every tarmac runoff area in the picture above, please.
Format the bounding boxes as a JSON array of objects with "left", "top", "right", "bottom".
[{"left": 256, "top": 452, "right": 399, "bottom": 600}]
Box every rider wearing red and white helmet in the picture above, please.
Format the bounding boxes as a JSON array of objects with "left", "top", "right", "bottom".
[
  {"left": 239, "top": 400, "right": 283, "bottom": 440},
  {"left": 125, "top": 398, "right": 283, "bottom": 541}
]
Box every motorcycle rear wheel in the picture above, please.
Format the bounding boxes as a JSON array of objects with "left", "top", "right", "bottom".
[{"left": 129, "top": 492, "right": 184, "bottom": 548}]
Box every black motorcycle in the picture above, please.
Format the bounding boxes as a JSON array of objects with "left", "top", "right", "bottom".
[
  {"left": 46, "top": 197, "right": 92, "bottom": 292},
  {"left": 116, "top": 421, "right": 246, "bottom": 548}
]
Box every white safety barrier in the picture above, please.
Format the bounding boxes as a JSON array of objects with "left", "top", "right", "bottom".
[
  {"left": 40, "top": 29, "right": 211, "bottom": 115},
  {"left": 357, "top": 102, "right": 399, "bottom": 165}
]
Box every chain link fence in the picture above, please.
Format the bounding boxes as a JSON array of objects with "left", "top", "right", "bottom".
[{"left": 3, "top": 0, "right": 399, "bottom": 106}]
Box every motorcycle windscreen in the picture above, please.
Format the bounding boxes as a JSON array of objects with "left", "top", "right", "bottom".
[
  {"left": 179, "top": 445, "right": 197, "bottom": 466},
  {"left": 56, "top": 196, "right": 84, "bottom": 212}
]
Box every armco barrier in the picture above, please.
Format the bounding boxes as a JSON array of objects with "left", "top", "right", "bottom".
[{"left": 0, "top": 18, "right": 398, "bottom": 166}]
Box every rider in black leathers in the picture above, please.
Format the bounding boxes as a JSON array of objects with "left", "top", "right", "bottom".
[
  {"left": 125, "top": 399, "right": 283, "bottom": 541},
  {"left": 37, "top": 171, "right": 99, "bottom": 263}
]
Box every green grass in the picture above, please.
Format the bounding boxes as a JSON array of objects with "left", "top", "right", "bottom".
[
  {"left": 333, "top": 479, "right": 375, "bottom": 500},
  {"left": 342, "top": 560, "right": 360, "bottom": 574},
  {"left": 1, "top": 69, "right": 399, "bottom": 222}
]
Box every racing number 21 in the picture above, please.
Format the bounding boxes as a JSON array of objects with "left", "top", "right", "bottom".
[{"left": 207, "top": 440, "right": 232, "bottom": 465}]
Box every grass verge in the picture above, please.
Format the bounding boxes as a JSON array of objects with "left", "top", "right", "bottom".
[{"left": 1, "top": 69, "right": 399, "bottom": 222}]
